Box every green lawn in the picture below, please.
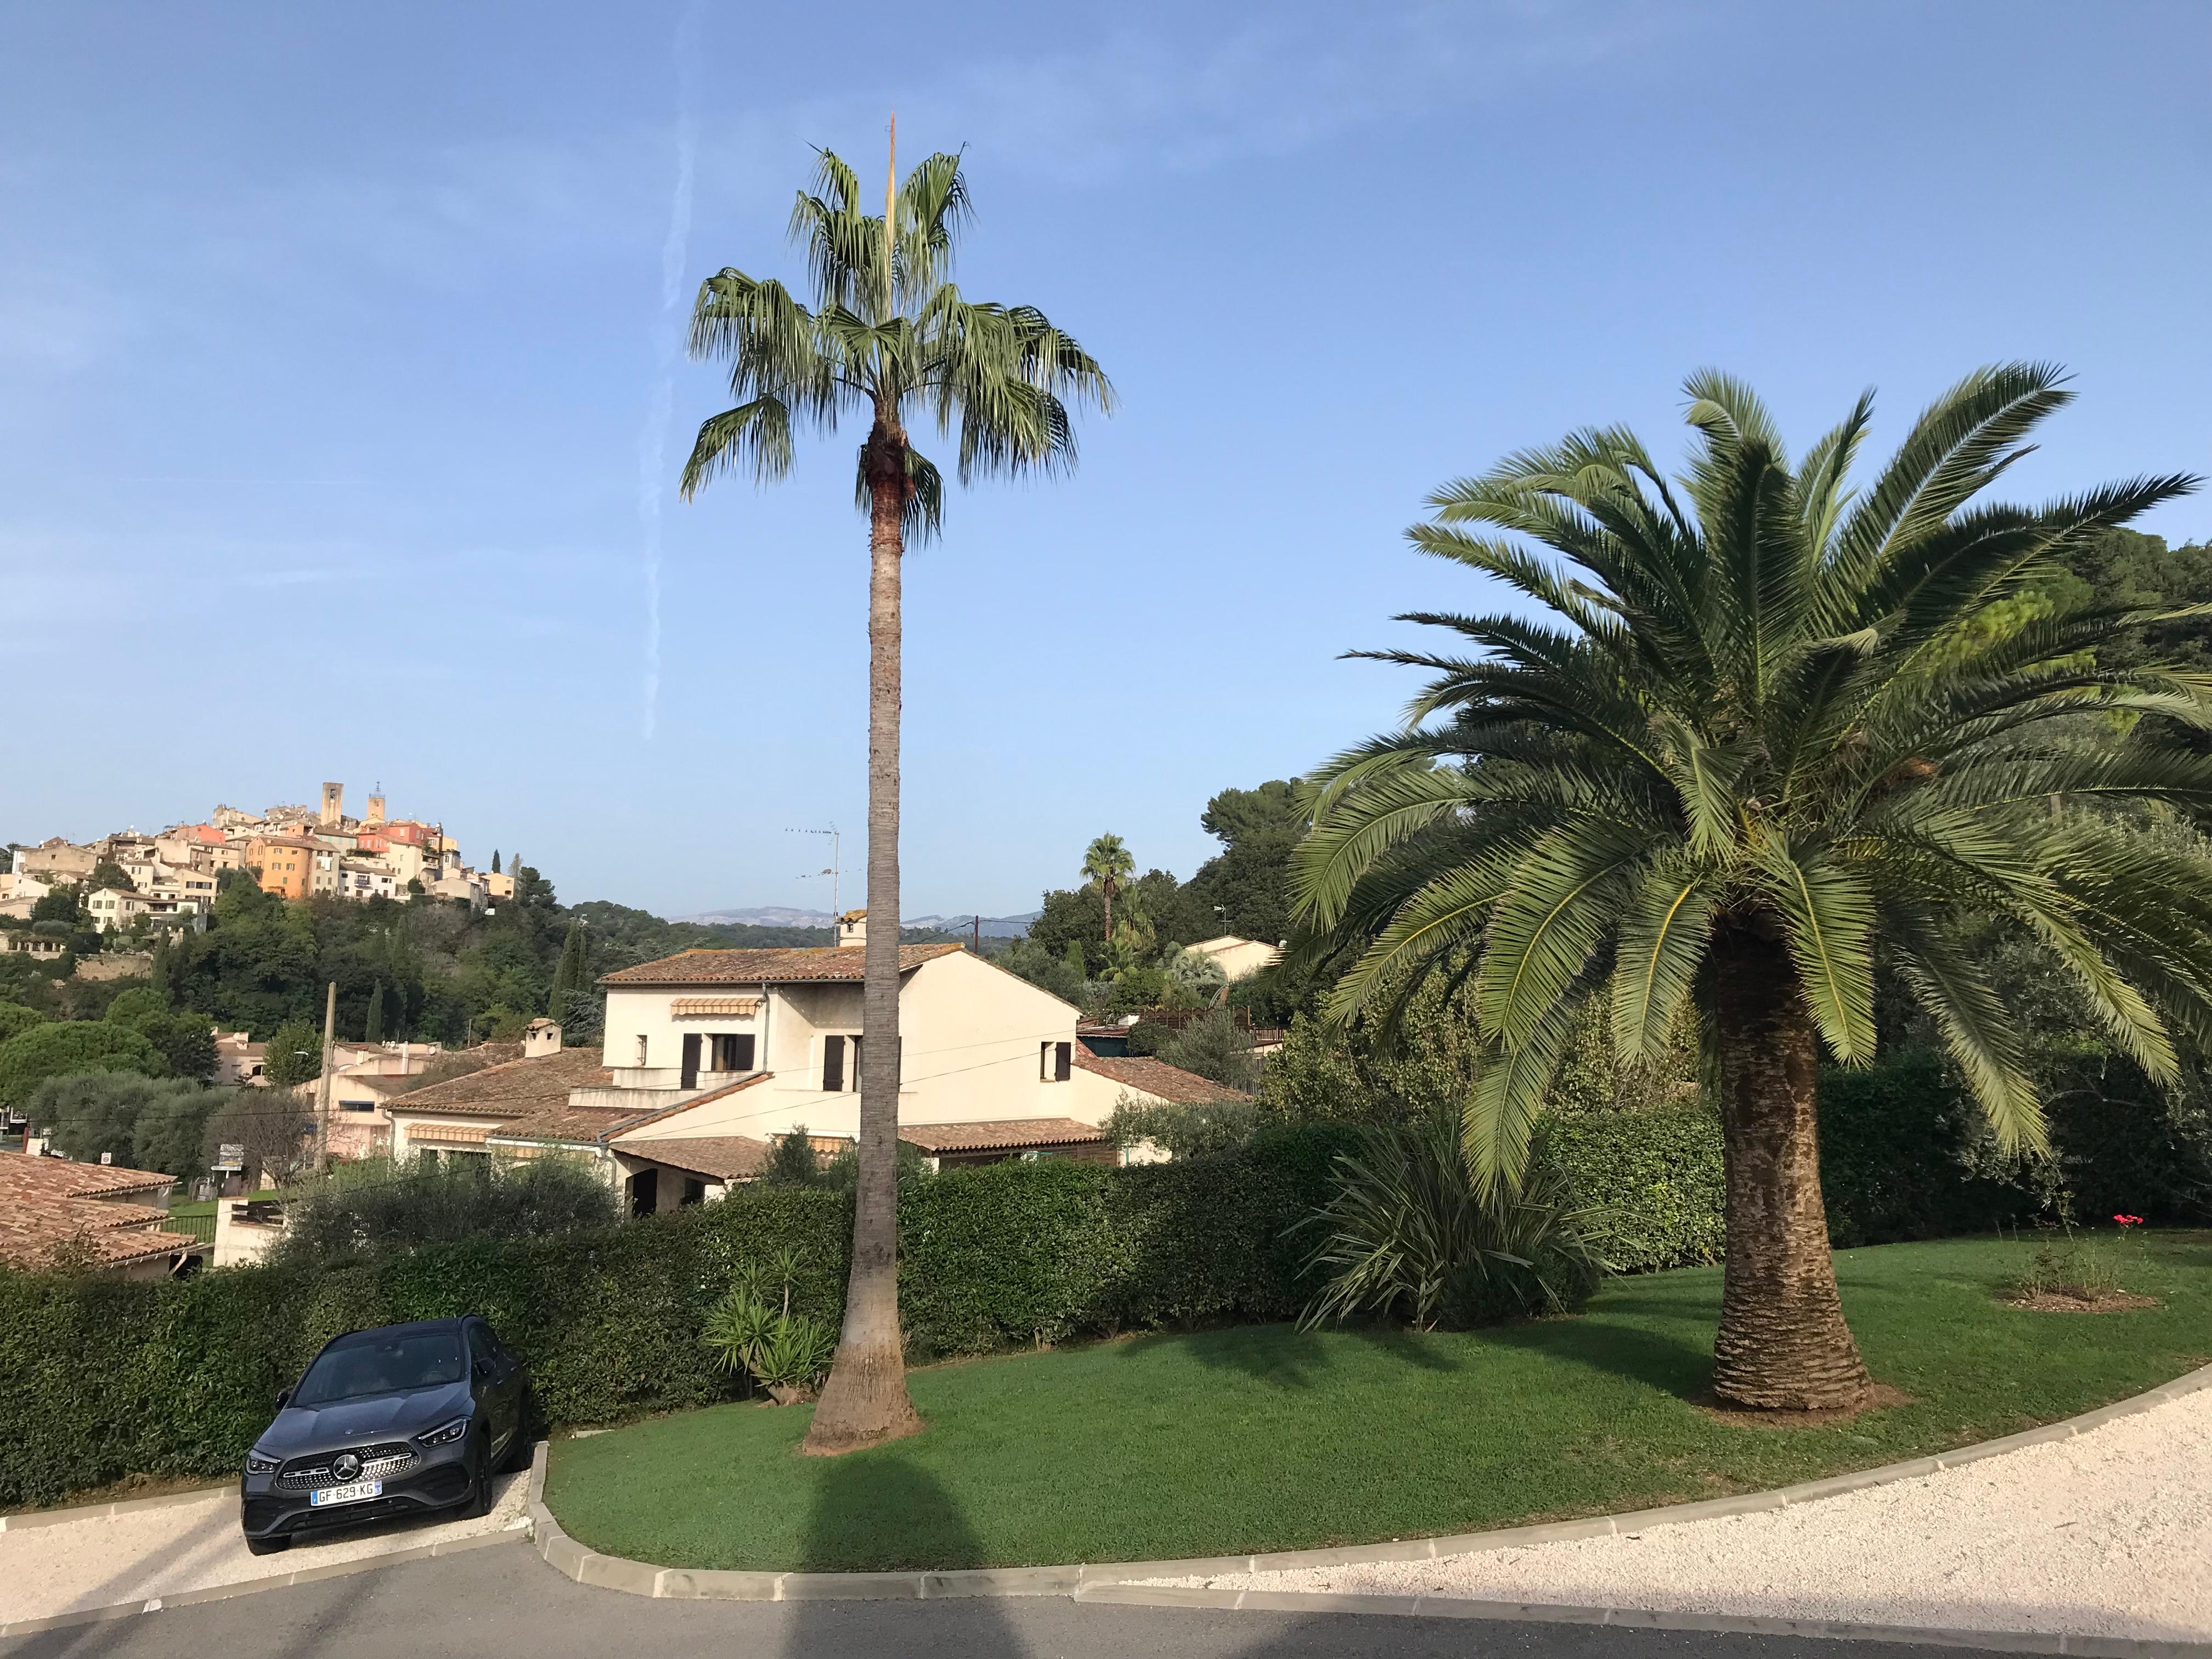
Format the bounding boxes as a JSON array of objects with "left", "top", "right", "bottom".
[{"left": 545, "top": 1232, "right": 2212, "bottom": 1572}]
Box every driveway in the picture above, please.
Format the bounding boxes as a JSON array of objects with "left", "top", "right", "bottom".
[
  {"left": 0, "top": 1542, "right": 2025, "bottom": 1659},
  {"left": 0, "top": 1471, "right": 531, "bottom": 1630}
]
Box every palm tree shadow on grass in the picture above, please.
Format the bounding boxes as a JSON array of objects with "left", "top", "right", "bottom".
[
  {"left": 785, "top": 1453, "right": 1030, "bottom": 1659},
  {"left": 1114, "top": 1321, "right": 1465, "bottom": 1393}
]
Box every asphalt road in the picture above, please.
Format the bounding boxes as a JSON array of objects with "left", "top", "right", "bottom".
[{"left": 0, "top": 1541, "right": 2022, "bottom": 1659}]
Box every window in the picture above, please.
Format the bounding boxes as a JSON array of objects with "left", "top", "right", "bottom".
[
  {"left": 822, "top": 1035, "right": 845, "bottom": 1092},
  {"left": 681, "top": 1177, "right": 707, "bottom": 1207},
  {"left": 635, "top": 1034, "right": 648, "bottom": 1066},
  {"left": 1053, "top": 1041, "right": 1073, "bottom": 1082},
  {"left": 713, "top": 1034, "right": 754, "bottom": 1071}
]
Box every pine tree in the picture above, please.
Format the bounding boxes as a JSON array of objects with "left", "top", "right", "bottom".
[{"left": 365, "top": 980, "right": 385, "bottom": 1044}]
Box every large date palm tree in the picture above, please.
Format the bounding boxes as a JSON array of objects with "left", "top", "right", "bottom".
[
  {"left": 681, "top": 135, "right": 1112, "bottom": 1452},
  {"left": 1293, "top": 365, "right": 2207, "bottom": 1409}
]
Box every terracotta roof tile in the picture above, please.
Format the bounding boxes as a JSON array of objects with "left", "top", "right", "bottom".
[
  {"left": 895, "top": 1118, "right": 1108, "bottom": 1154},
  {"left": 599, "top": 944, "right": 963, "bottom": 986},
  {"left": 0, "top": 1153, "right": 195, "bottom": 1271},
  {"left": 1071, "top": 1049, "right": 1251, "bottom": 1105},
  {"left": 489, "top": 1105, "right": 650, "bottom": 1144},
  {"left": 385, "top": 1046, "right": 612, "bottom": 1119},
  {"left": 620, "top": 1136, "right": 772, "bottom": 1181}
]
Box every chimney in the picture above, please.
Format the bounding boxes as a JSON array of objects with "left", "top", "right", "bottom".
[
  {"left": 524, "top": 1019, "right": 562, "bottom": 1058},
  {"left": 837, "top": 909, "right": 867, "bottom": 948},
  {"left": 320, "top": 782, "right": 343, "bottom": 828},
  {"left": 365, "top": 794, "right": 386, "bottom": 826}
]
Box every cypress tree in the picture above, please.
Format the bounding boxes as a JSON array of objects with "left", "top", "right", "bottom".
[
  {"left": 549, "top": 921, "right": 587, "bottom": 1017},
  {"left": 365, "top": 980, "right": 386, "bottom": 1043},
  {"left": 492, "top": 850, "right": 501, "bottom": 873}
]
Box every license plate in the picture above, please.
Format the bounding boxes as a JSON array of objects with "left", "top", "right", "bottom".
[{"left": 309, "top": 1480, "right": 381, "bottom": 1508}]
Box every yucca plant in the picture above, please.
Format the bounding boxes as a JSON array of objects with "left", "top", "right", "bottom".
[
  {"left": 1294, "top": 364, "right": 2207, "bottom": 1408},
  {"left": 1301, "top": 1114, "right": 1605, "bottom": 1331}
]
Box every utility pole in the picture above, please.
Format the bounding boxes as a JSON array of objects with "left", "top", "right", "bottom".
[
  {"left": 972, "top": 913, "right": 980, "bottom": 955},
  {"left": 312, "top": 980, "right": 336, "bottom": 1176}
]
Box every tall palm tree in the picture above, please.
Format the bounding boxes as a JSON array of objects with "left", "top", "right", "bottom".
[
  {"left": 1082, "top": 833, "right": 1135, "bottom": 943},
  {"left": 1293, "top": 365, "right": 2206, "bottom": 1409},
  {"left": 681, "top": 136, "right": 1112, "bottom": 1452}
]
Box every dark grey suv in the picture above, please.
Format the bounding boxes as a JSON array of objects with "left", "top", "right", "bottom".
[{"left": 239, "top": 1316, "right": 529, "bottom": 1553}]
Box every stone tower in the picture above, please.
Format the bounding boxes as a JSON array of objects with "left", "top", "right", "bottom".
[
  {"left": 320, "top": 782, "right": 343, "bottom": 828},
  {"left": 365, "top": 793, "right": 386, "bottom": 826}
]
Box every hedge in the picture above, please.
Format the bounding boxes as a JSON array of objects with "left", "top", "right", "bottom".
[
  {"left": 0, "top": 1132, "right": 1355, "bottom": 1506},
  {"left": 1547, "top": 1105, "right": 1727, "bottom": 1273}
]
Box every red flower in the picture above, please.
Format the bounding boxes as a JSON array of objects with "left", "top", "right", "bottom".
[{"left": 2114, "top": 1214, "right": 2144, "bottom": 1227}]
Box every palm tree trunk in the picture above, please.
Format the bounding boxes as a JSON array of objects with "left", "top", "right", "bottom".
[
  {"left": 1708, "top": 917, "right": 1872, "bottom": 1411},
  {"left": 802, "top": 426, "right": 923, "bottom": 1455}
]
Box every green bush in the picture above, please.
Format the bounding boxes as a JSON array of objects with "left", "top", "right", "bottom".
[{"left": 1547, "top": 1104, "right": 1728, "bottom": 1273}]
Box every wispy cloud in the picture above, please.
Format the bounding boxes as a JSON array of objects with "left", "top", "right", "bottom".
[{"left": 639, "top": 0, "right": 707, "bottom": 742}]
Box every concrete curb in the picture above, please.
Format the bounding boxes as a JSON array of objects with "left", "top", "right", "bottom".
[
  {"left": 0, "top": 1483, "right": 233, "bottom": 1533},
  {"left": 0, "top": 1472, "right": 538, "bottom": 1639},
  {"left": 523, "top": 1361, "right": 2212, "bottom": 1654}
]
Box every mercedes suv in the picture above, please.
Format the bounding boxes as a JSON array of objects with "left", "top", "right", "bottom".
[{"left": 239, "top": 1316, "right": 529, "bottom": 1553}]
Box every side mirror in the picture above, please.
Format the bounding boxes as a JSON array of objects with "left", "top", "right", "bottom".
[
  {"left": 474, "top": 1358, "right": 495, "bottom": 1381},
  {"left": 275, "top": 1389, "right": 291, "bottom": 1409}
]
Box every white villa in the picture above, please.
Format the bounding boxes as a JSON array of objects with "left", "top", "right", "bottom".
[{"left": 382, "top": 917, "right": 1244, "bottom": 1215}]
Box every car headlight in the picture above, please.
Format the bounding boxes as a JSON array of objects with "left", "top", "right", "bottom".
[
  {"left": 417, "top": 1417, "right": 471, "bottom": 1448},
  {"left": 245, "top": 1449, "right": 280, "bottom": 1476}
]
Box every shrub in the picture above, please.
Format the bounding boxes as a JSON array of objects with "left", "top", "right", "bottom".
[
  {"left": 1547, "top": 1103, "right": 1728, "bottom": 1272},
  {"left": 268, "top": 1155, "right": 620, "bottom": 1268},
  {"left": 1300, "top": 1115, "right": 1604, "bottom": 1330},
  {"left": 1102, "top": 1092, "right": 1264, "bottom": 1160},
  {"left": 1156, "top": 1008, "right": 1260, "bottom": 1092}
]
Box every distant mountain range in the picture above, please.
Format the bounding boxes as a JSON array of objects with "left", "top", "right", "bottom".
[{"left": 677, "top": 906, "right": 1039, "bottom": 939}]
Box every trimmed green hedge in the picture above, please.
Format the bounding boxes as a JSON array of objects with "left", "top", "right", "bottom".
[
  {"left": 0, "top": 1133, "right": 1354, "bottom": 1506},
  {"left": 1548, "top": 1105, "right": 1727, "bottom": 1273}
]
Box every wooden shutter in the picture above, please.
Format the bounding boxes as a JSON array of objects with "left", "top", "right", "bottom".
[
  {"left": 822, "top": 1035, "right": 844, "bottom": 1092},
  {"left": 731, "top": 1034, "right": 755, "bottom": 1071},
  {"left": 1054, "top": 1041, "right": 1073, "bottom": 1081}
]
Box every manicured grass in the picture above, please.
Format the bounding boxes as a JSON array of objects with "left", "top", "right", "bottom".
[{"left": 545, "top": 1232, "right": 2212, "bottom": 1572}]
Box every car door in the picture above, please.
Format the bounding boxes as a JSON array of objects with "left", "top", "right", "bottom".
[{"left": 463, "top": 1320, "right": 519, "bottom": 1459}]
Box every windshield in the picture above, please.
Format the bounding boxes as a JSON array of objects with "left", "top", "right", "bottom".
[{"left": 292, "top": 1330, "right": 465, "bottom": 1406}]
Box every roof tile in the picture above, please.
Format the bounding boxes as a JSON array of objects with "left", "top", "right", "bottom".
[{"left": 599, "top": 944, "right": 962, "bottom": 986}]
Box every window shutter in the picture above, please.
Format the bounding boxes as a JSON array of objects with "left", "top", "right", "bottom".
[
  {"left": 1054, "top": 1041, "right": 1073, "bottom": 1082},
  {"left": 822, "top": 1035, "right": 844, "bottom": 1092},
  {"left": 732, "top": 1034, "right": 755, "bottom": 1071}
]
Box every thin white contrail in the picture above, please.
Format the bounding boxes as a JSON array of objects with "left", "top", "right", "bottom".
[{"left": 640, "top": 0, "right": 704, "bottom": 741}]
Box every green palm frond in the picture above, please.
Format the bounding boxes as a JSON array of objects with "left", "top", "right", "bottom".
[{"left": 686, "top": 147, "right": 1111, "bottom": 537}]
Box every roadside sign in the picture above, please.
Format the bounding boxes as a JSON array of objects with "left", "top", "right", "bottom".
[{"left": 215, "top": 1143, "right": 245, "bottom": 1171}]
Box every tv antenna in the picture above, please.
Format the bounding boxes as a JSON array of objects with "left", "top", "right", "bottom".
[{"left": 787, "top": 826, "right": 843, "bottom": 928}]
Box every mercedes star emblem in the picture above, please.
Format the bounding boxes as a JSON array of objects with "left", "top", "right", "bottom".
[{"left": 332, "top": 1453, "right": 361, "bottom": 1482}]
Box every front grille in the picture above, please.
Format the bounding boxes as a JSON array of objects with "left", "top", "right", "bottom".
[{"left": 275, "top": 1440, "right": 419, "bottom": 1489}]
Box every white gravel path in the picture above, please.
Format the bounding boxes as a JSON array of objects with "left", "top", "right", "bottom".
[
  {"left": 1146, "top": 1387, "right": 2212, "bottom": 1643},
  {"left": 0, "top": 1470, "right": 531, "bottom": 1626}
]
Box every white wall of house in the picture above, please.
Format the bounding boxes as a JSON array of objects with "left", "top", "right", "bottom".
[{"left": 613, "top": 952, "right": 1087, "bottom": 1144}]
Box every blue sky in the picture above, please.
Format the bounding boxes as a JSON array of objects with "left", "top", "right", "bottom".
[{"left": 3, "top": 1, "right": 2207, "bottom": 920}]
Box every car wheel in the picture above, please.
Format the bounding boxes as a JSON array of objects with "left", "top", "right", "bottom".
[
  {"left": 496, "top": 1394, "right": 534, "bottom": 1473},
  {"left": 462, "top": 1441, "right": 495, "bottom": 1520},
  {"left": 245, "top": 1532, "right": 290, "bottom": 1556}
]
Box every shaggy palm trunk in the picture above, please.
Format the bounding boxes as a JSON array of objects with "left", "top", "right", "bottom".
[
  {"left": 802, "top": 424, "right": 923, "bottom": 1455},
  {"left": 1708, "top": 918, "right": 1873, "bottom": 1410}
]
